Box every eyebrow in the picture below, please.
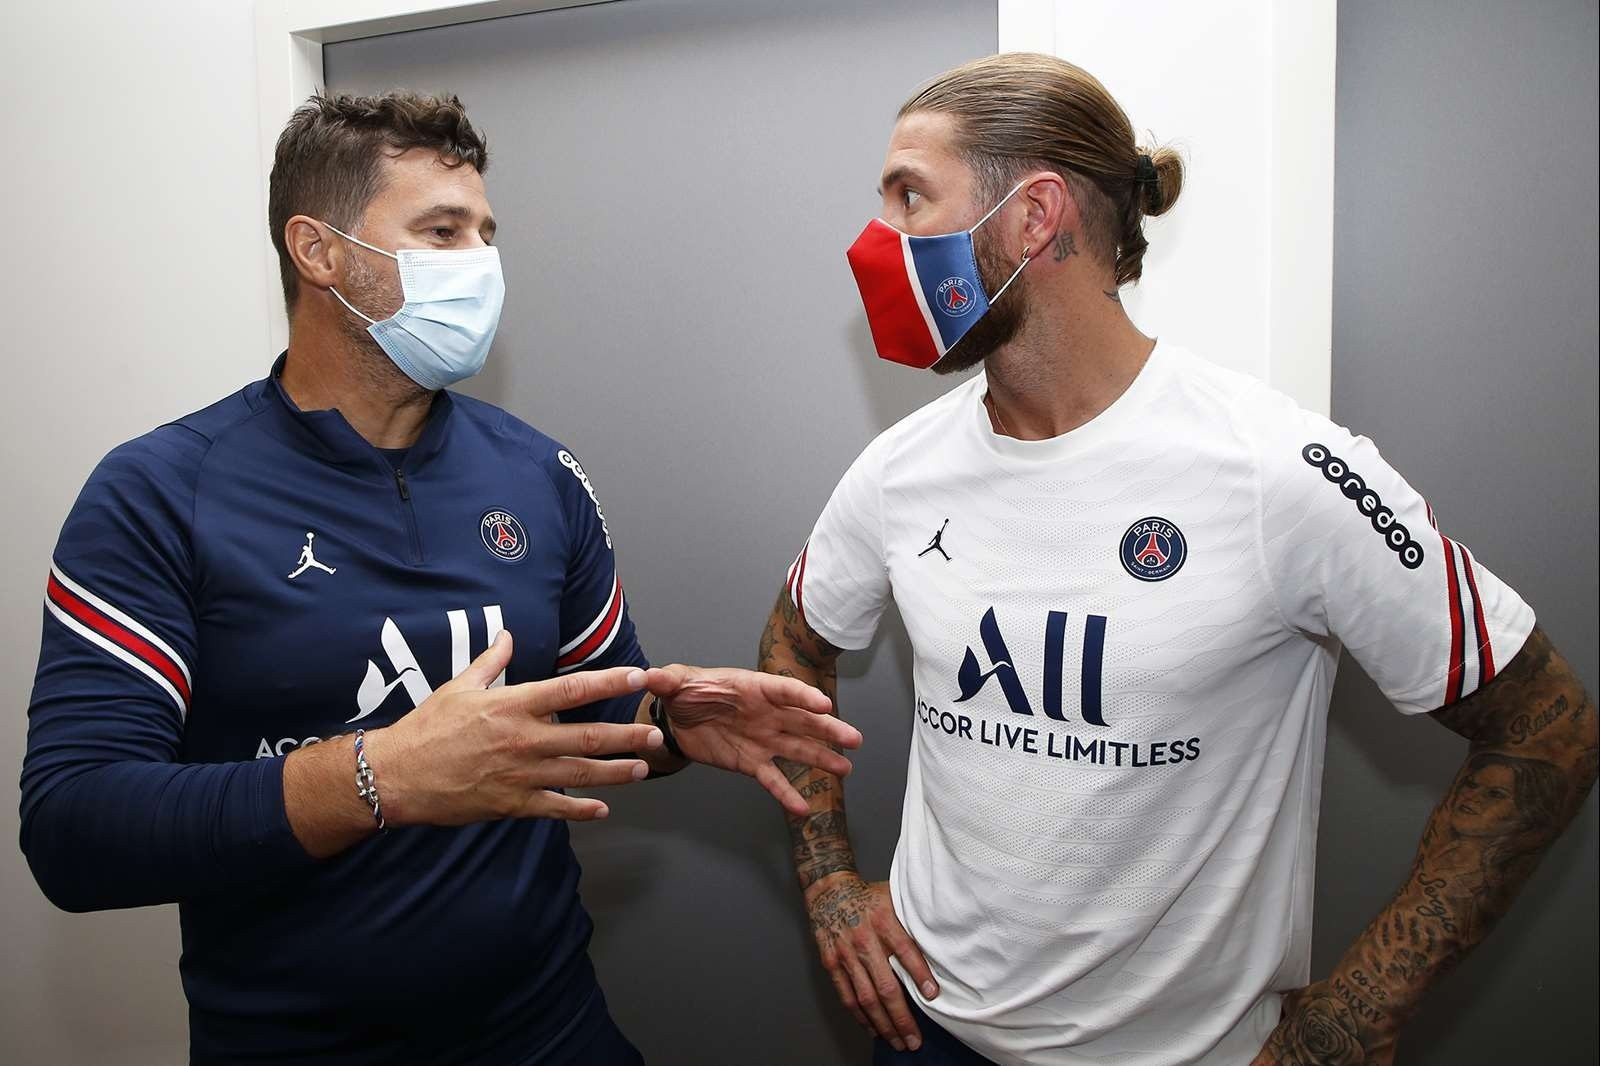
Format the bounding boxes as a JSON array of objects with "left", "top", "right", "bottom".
[
  {"left": 876, "top": 165, "right": 925, "bottom": 198},
  {"left": 413, "top": 203, "right": 497, "bottom": 239}
]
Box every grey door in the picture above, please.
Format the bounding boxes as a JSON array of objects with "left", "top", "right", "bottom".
[
  {"left": 1317, "top": 3, "right": 1598, "bottom": 1065},
  {"left": 326, "top": 3, "right": 995, "bottom": 1063}
]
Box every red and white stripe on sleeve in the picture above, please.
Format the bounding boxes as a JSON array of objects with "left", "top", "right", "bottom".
[
  {"left": 555, "top": 573, "right": 625, "bottom": 674},
  {"left": 1439, "top": 534, "right": 1500, "bottom": 704},
  {"left": 785, "top": 540, "right": 811, "bottom": 628},
  {"left": 44, "top": 560, "right": 192, "bottom": 716}
]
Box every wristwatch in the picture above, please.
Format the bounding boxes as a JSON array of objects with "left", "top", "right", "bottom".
[{"left": 648, "top": 694, "right": 686, "bottom": 759}]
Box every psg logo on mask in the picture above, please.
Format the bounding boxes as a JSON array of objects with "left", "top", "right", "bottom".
[
  {"left": 1120, "top": 517, "right": 1187, "bottom": 582},
  {"left": 480, "top": 509, "right": 528, "bottom": 563},
  {"left": 936, "top": 276, "right": 978, "bottom": 317}
]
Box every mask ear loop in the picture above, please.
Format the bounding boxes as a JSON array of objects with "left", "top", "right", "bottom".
[
  {"left": 324, "top": 223, "right": 399, "bottom": 261},
  {"left": 967, "top": 178, "right": 1031, "bottom": 234},
  {"left": 989, "top": 246, "right": 1031, "bottom": 304},
  {"left": 322, "top": 222, "right": 397, "bottom": 326},
  {"left": 968, "top": 179, "right": 1033, "bottom": 304}
]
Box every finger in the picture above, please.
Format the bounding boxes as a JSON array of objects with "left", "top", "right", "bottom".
[
  {"left": 825, "top": 962, "right": 871, "bottom": 1031},
  {"left": 859, "top": 936, "right": 923, "bottom": 1049},
  {"left": 640, "top": 664, "right": 691, "bottom": 697},
  {"left": 756, "top": 672, "right": 835, "bottom": 715},
  {"left": 536, "top": 720, "right": 663, "bottom": 758},
  {"left": 768, "top": 705, "right": 863, "bottom": 753},
  {"left": 881, "top": 919, "right": 939, "bottom": 1001},
  {"left": 533, "top": 756, "right": 650, "bottom": 790},
  {"left": 768, "top": 733, "right": 855, "bottom": 780},
  {"left": 841, "top": 951, "right": 902, "bottom": 1049},
  {"left": 502, "top": 666, "right": 647, "bottom": 717},
  {"left": 515, "top": 789, "right": 610, "bottom": 822},
  {"left": 753, "top": 759, "right": 809, "bottom": 817},
  {"left": 444, "top": 630, "right": 513, "bottom": 691}
]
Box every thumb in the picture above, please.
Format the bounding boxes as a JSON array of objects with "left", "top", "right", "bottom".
[
  {"left": 641, "top": 664, "right": 693, "bottom": 698},
  {"left": 449, "top": 630, "right": 513, "bottom": 691}
]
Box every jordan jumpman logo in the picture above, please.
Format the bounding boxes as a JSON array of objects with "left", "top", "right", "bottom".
[
  {"left": 287, "top": 531, "right": 337, "bottom": 579},
  {"left": 918, "top": 519, "right": 952, "bottom": 562}
]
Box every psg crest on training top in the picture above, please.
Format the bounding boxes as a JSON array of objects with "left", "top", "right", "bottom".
[
  {"left": 1120, "top": 517, "right": 1187, "bottom": 582},
  {"left": 480, "top": 509, "right": 528, "bottom": 562}
]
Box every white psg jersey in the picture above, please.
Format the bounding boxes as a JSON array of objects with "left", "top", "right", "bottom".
[{"left": 786, "top": 342, "right": 1533, "bottom": 1066}]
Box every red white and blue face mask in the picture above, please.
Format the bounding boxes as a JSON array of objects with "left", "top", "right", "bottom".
[{"left": 845, "top": 180, "right": 1031, "bottom": 370}]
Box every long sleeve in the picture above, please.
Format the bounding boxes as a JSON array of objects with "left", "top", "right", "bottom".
[{"left": 19, "top": 425, "right": 311, "bottom": 912}]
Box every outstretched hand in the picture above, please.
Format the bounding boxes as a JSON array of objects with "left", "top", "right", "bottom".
[{"left": 643, "top": 665, "right": 861, "bottom": 815}]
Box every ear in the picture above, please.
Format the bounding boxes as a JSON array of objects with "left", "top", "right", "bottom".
[
  {"left": 284, "top": 215, "right": 342, "bottom": 293},
  {"left": 1017, "top": 172, "right": 1075, "bottom": 263}
]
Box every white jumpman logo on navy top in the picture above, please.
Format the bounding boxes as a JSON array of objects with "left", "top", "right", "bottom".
[{"left": 287, "top": 531, "right": 337, "bottom": 579}]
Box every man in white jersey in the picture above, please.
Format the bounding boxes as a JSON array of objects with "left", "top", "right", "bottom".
[{"left": 758, "top": 54, "right": 1596, "bottom": 1066}]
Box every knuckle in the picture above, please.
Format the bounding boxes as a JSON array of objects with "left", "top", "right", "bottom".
[
  {"left": 580, "top": 725, "right": 604, "bottom": 756},
  {"left": 552, "top": 675, "right": 586, "bottom": 706},
  {"left": 568, "top": 764, "right": 593, "bottom": 789}
]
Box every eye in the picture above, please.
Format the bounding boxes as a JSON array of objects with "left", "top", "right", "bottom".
[
  {"left": 904, "top": 188, "right": 923, "bottom": 209},
  {"left": 431, "top": 227, "right": 456, "bottom": 240}
]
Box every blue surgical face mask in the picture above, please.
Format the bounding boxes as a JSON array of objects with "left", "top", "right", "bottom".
[{"left": 324, "top": 223, "right": 506, "bottom": 391}]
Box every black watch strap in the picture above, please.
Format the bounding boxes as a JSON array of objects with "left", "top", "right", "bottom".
[{"left": 649, "top": 694, "right": 686, "bottom": 760}]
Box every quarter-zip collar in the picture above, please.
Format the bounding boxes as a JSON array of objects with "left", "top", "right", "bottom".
[{"left": 252, "top": 352, "right": 456, "bottom": 478}]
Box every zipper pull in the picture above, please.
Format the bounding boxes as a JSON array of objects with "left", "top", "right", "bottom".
[{"left": 395, "top": 469, "right": 411, "bottom": 501}]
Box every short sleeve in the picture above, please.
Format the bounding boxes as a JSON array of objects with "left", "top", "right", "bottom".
[
  {"left": 543, "top": 446, "right": 647, "bottom": 724},
  {"left": 1254, "top": 393, "right": 1535, "bottom": 714},
  {"left": 786, "top": 434, "right": 893, "bottom": 651}
]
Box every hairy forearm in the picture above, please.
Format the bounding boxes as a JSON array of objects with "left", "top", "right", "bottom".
[
  {"left": 759, "top": 590, "right": 856, "bottom": 889},
  {"left": 283, "top": 733, "right": 384, "bottom": 859},
  {"left": 1303, "top": 627, "right": 1598, "bottom": 1051}
]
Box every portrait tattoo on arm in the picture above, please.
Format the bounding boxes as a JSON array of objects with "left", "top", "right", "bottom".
[{"left": 1266, "top": 626, "right": 1597, "bottom": 1061}]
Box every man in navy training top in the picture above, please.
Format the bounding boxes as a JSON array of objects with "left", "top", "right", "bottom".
[{"left": 19, "top": 91, "right": 859, "bottom": 1065}]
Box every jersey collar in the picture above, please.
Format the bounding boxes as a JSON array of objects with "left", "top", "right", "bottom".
[{"left": 256, "top": 352, "right": 455, "bottom": 475}]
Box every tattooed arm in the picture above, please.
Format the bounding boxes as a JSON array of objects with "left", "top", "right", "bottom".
[
  {"left": 1255, "top": 626, "right": 1598, "bottom": 1065},
  {"left": 758, "top": 587, "right": 939, "bottom": 1053}
]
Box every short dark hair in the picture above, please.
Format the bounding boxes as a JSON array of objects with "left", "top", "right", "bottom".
[{"left": 268, "top": 91, "right": 490, "bottom": 309}]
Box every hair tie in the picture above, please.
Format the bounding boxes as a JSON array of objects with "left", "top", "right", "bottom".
[{"left": 1134, "top": 153, "right": 1159, "bottom": 187}]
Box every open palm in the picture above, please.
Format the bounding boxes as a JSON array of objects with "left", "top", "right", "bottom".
[{"left": 642, "top": 665, "right": 861, "bottom": 815}]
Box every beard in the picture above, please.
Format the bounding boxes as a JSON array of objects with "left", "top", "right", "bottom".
[
  {"left": 932, "top": 228, "right": 1030, "bottom": 376},
  {"left": 332, "top": 253, "right": 429, "bottom": 397}
]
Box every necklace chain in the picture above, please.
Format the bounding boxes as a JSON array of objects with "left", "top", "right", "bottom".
[{"left": 984, "top": 390, "right": 1013, "bottom": 438}]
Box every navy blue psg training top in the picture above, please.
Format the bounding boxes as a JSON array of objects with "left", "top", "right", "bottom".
[{"left": 20, "top": 355, "right": 648, "bottom": 1064}]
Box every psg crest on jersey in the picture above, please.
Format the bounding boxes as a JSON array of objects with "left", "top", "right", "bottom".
[
  {"left": 1120, "top": 517, "right": 1187, "bottom": 582},
  {"left": 480, "top": 509, "right": 528, "bottom": 563}
]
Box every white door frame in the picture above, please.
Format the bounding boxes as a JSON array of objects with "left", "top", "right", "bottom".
[{"left": 252, "top": 0, "right": 1332, "bottom": 413}]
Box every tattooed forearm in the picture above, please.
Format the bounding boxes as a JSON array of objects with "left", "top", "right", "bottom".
[
  {"left": 788, "top": 809, "right": 858, "bottom": 889},
  {"left": 1051, "top": 230, "right": 1077, "bottom": 262},
  {"left": 1302, "top": 625, "right": 1597, "bottom": 1051},
  {"left": 759, "top": 587, "right": 857, "bottom": 894},
  {"left": 798, "top": 778, "right": 834, "bottom": 799}
]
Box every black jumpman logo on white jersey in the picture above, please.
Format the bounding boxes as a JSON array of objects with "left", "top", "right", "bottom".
[{"left": 918, "top": 519, "right": 952, "bottom": 562}]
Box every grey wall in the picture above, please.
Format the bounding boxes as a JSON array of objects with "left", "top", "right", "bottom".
[
  {"left": 1317, "top": 3, "right": 1599, "bottom": 1065},
  {"left": 326, "top": 3, "right": 994, "bottom": 1063}
]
